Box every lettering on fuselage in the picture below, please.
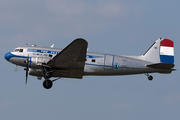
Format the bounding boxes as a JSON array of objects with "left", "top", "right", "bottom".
[
  {"left": 33, "top": 53, "right": 49, "bottom": 57},
  {"left": 27, "top": 49, "right": 60, "bottom": 57},
  {"left": 27, "top": 49, "right": 59, "bottom": 54}
]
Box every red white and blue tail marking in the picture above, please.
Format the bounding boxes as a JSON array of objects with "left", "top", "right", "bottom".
[{"left": 160, "top": 39, "right": 174, "bottom": 64}]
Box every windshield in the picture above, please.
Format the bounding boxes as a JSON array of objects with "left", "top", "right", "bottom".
[
  {"left": 14, "top": 49, "right": 19, "bottom": 52},
  {"left": 14, "top": 49, "right": 23, "bottom": 52}
]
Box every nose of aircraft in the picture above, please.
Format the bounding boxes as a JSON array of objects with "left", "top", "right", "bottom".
[{"left": 4, "top": 52, "right": 13, "bottom": 61}]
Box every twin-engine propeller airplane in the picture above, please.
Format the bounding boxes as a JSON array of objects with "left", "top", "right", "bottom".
[{"left": 4, "top": 38, "right": 175, "bottom": 89}]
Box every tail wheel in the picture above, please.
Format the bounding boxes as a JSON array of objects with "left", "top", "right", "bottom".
[
  {"left": 144, "top": 73, "right": 153, "bottom": 81},
  {"left": 43, "top": 80, "right": 53, "bottom": 89}
]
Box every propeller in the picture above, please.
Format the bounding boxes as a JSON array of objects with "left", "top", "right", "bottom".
[{"left": 25, "top": 54, "right": 29, "bottom": 84}]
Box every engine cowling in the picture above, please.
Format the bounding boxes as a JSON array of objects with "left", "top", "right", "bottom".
[
  {"left": 30, "top": 56, "right": 52, "bottom": 68},
  {"left": 29, "top": 68, "right": 43, "bottom": 77}
]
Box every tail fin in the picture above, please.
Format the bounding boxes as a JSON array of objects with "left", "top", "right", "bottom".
[{"left": 143, "top": 38, "right": 174, "bottom": 64}]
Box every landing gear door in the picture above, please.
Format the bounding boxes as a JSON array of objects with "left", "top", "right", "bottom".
[{"left": 104, "top": 54, "right": 114, "bottom": 70}]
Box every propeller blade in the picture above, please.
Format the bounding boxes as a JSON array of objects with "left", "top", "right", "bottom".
[
  {"left": 26, "top": 68, "right": 28, "bottom": 84},
  {"left": 25, "top": 54, "right": 29, "bottom": 84}
]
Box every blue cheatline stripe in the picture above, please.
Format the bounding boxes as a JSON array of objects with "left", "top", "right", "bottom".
[
  {"left": 160, "top": 55, "right": 174, "bottom": 64},
  {"left": 27, "top": 49, "right": 103, "bottom": 58},
  {"left": 85, "top": 63, "right": 142, "bottom": 70},
  {"left": 27, "top": 49, "right": 60, "bottom": 54},
  {"left": 86, "top": 55, "right": 103, "bottom": 58}
]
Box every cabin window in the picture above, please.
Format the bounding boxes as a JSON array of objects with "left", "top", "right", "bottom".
[
  {"left": 49, "top": 54, "right": 52, "bottom": 57},
  {"left": 19, "top": 49, "right": 23, "bottom": 52},
  {"left": 92, "top": 59, "right": 96, "bottom": 62}
]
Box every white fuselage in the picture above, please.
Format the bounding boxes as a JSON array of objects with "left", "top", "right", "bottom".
[{"left": 5, "top": 46, "right": 170, "bottom": 79}]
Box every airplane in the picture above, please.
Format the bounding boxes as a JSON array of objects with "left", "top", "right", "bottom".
[{"left": 4, "top": 38, "right": 175, "bottom": 89}]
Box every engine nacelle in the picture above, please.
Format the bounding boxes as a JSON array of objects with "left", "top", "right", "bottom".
[
  {"left": 29, "top": 56, "right": 53, "bottom": 78},
  {"left": 29, "top": 68, "right": 43, "bottom": 77},
  {"left": 30, "top": 56, "right": 52, "bottom": 68}
]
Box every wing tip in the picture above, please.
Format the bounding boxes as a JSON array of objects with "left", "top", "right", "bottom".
[{"left": 74, "top": 38, "right": 88, "bottom": 44}]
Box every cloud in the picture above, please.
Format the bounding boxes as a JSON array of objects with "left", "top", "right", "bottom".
[
  {"left": 44, "top": 0, "right": 146, "bottom": 38},
  {"left": 0, "top": 0, "right": 147, "bottom": 44}
]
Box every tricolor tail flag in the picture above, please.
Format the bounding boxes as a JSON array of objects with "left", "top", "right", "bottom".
[{"left": 160, "top": 39, "right": 174, "bottom": 64}]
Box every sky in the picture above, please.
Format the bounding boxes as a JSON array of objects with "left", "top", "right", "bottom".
[{"left": 0, "top": 0, "right": 180, "bottom": 120}]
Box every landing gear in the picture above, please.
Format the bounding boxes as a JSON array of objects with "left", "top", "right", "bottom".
[
  {"left": 43, "top": 68, "right": 52, "bottom": 78},
  {"left": 42, "top": 67, "right": 62, "bottom": 89},
  {"left": 42, "top": 77, "right": 61, "bottom": 89},
  {"left": 144, "top": 73, "right": 153, "bottom": 81},
  {"left": 43, "top": 79, "right": 53, "bottom": 89}
]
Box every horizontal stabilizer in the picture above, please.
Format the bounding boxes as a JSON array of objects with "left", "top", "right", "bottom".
[{"left": 146, "top": 63, "right": 175, "bottom": 69}]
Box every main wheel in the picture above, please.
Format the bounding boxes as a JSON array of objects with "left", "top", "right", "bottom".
[
  {"left": 148, "top": 76, "right": 153, "bottom": 81},
  {"left": 43, "top": 80, "right": 53, "bottom": 89}
]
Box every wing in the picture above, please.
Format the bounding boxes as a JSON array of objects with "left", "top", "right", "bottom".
[{"left": 47, "top": 38, "right": 88, "bottom": 78}]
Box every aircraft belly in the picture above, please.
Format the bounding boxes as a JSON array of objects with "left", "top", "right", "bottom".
[
  {"left": 83, "top": 62, "right": 160, "bottom": 76},
  {"left": 84, "top": 65, "right": 156, "bottom": 76}
]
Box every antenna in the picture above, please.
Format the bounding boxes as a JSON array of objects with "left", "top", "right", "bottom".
[
  {"left": 26, "top": 43, "right": 31, "bottom": 46},
  {"left": 32, "top": 44, "right": 36, "bottom": 47},
  {"left": 51, "top": 44, "right": 54, "bottom": 48}
]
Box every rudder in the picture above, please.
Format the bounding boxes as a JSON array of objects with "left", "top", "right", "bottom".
[{"left": 160, "top": 39, "right": 174, "bottom": 64}]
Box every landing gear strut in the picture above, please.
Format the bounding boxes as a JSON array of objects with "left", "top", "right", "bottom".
[
  {"left": 43, "top": 68, "right": 52, "bottom": 78},
  {"left": 144, "top": 73, "right": 153, "bottom": 81}
]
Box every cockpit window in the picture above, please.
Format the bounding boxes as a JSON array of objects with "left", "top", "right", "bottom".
[
  {"left": 14, "top": 49, "right": 23, "bottom": 52},
  {"left": 14, "top": 49, "right": 19, "bottom": 52},
  {"left": 19, "top": 49, "right": 23, "bottom": 52}
]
